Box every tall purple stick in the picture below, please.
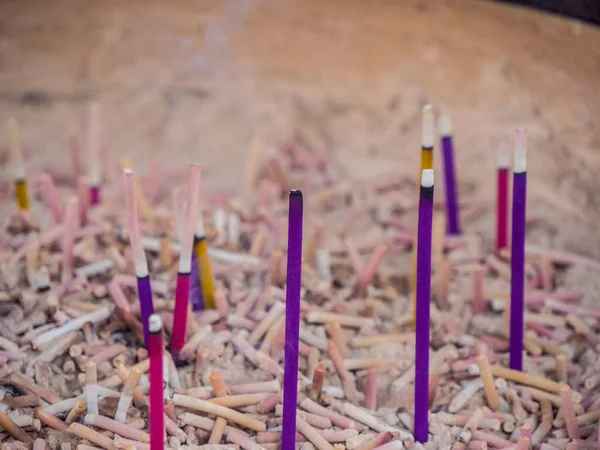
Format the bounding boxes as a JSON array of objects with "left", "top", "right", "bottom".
[
  {"left": 440, "top": 116, "right": 461, "bottom": 235},
  {"left": 136, "top": 275, "right": 153, "bottom": 346},
  {"left": 190, "top": 236, "right": 204, "bottom": 311},
  {"left": 414, "top": 169, "right": 434, "bottom": 443},
  {"left": 282, "top": 190, "right": 303, "bottom": 450},
  {"left": 510, "top": 128, "right": 527, "bottom": 371}
]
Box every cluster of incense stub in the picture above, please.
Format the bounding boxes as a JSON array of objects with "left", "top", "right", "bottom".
[{"left": 1, "top": 103, "right": 600, "bottom": 450}]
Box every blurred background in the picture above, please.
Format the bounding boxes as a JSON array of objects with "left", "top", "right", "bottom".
[
  {"left": 500, "top": 0, "right": 600, "bottom": 24},
  {"left": 0, "top": 0, "right": 599, "bottom": 256}
]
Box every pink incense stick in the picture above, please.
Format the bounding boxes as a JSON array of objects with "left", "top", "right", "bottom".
[
  {"left": 148, "top": 315, "right": 165, "bottom": 450},
  {"left": 87, "top": 102, "right": 101, "bottom": 205},
  {"left": 414, "top": 169, "right": 434, "bottom": 444},
  {"left": 496, "top": 144, "right": 510, "bottom": 253},
  {"left": 357, "top": 244, "right": 388, "bottom": 296},
  {"left": 364, "top": 367, "right": 379, "bottom": 410},
  {"left": 124, "top": 169, "right": 154, "bottom": 346},
  {"left": 69, "top": 132, "right": 82, "bottom": 177},
  {"left": 61, "top": 196, "right": 80, "bottom": 284},
  {"left": 39, "top": 173, "right": 62, "bottom": 223},
  {"left": 171, "top": 164, "right": 202, "bottom": 353},
  {"left": 77, "top": 176, "right": 90, "bottom": 226}
]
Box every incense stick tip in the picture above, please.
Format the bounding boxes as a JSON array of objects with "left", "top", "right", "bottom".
[
  {"left": 514, "top": 127, "right": 527, "bottom": 173},
  {"left": 149, "top": 314, "right": 162, "bottom": 333},
  {"left": 422, "top": 104, "right": 435, "bottom": 148},
  {"left": 439, "top": 115, "right": 452, "bottom": 137},
  {"left": 421, "top": 169, "right": 434, "bottom": 188},
  {"left": 290, "top": 189, "right": 303, "bottom": 198}
]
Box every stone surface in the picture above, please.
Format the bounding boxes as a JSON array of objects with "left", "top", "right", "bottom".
[{"left": 0, "top": 0, "right": 599, "bottom": 255}]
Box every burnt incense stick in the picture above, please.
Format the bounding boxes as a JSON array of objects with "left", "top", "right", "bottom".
[
  {"left": 509, "top": 128, "right": 527, "bottom": 371},
  {"left": 282, "top": 189, "right": 303, "bottom": 450},
  {"left": 87, "top": 102, "right": 101, "bottom": 206},
  {"left": 172, "top": 164, "right": 202, "bottom": 352},
  {"left": 414, "top": 169, "right": 434, "bottom": 443},
  {"left": 7, "top": 117, "right": 30, "bottom": 210},
  {"left": 496, "top": 144, "right": 510, "bottom": 253},
  {"left": 440, "top": 115, "right": 461, "bottom": 235},
  {"left": 124, "top": 169, "right": 154, "bottom": 346},
  {"left": 149, "top": 315, "right": 165, "bottom": 450}
]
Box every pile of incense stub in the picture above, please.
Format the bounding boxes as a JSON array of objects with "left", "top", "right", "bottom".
[{"left": 1, "top": 104, "right": 600, "bottom": 450}]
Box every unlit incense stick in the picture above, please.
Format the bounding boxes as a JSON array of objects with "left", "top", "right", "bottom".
[
  {"left": 496, "top": 144, "right": 510, "bottom": 253},
  {"left": 149, "top": 315, "right": 165, "bottom": 450},
  {"left": 509, "top": 128, "right": 527, "bottom": 371},
  {"left": 7, "top": 118, "right": 30, "bottom": 210},
  {"left": 124, "top": 169, "right": 153, "bottom": 346},
  {"left": 194, "top": 215, "right": 216, "bottom": 310},
  {"left": 282, "top": 190, "right": 303, "bottom": 450},
  {"left": 414, "top": 169, "right": 434, "bottom": 443},
  {"left": 412, "top": 105, "right": 435, "bottom": 329},
  {"left": 172, "top": 164, "right": 202, "bottom": 352},
  {"left": 440, "top": 115, "right": 461, "bottom": 235}
]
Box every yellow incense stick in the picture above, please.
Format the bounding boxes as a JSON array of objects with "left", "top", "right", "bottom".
[
  {"left": 195, "top": 237, "right": 215, "bottom": 309},
  {"left": 15, "top": 180, "right": 30, "bottom": 210},
  {"left": 420, "top": 105, "right": 435, "bottom": 172},
  {"left": 8, "top": 118, "right": 29, "bottom": 210}
]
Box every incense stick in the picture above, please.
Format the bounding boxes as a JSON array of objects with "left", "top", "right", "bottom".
[
  {"left": 61, "top": 196, "right": 79, "bottom": 284},
  {"left": 124, "top": 169, "right": 154, "bottom": 345},
  {"left": 39, "top": 173, "right": 62, "bottom": 223},
  {"left": 440, "top": 115, "right": 461, "bottom": 235},
  {"left": 87, "top": 102, "right": 101, "bottom": 206},
  {"left": 414, "top": 169, "right": 434, "bottom": 443},
  {"left": 509, "top": 128, "right": 527, "bottom": 371},
  {"left": 149, "top": 315, "right": 165, "bottom": 450},
  {"left": 282, "top": 189, "right": 303, "bottom": 450},
  {"left": 190, "top": 236, "right": 204, "bottom": 311},
  {"left": 496, "top": 144, "right": 510, "bottom": 253},
  {"left": 421, "top": 105, "right": 435, "bottom": 173},
  {"left": 411, "top": 105, "right": 436, "bottom": 329},
  {"left": 195, "top": 215, "right": 216, "bottom": 310},
  {"left": 172, "top": 164, "right": 202, "bottom": 352},
  {"left": 7, "top": 117, "right": 30, "bottom": 210}
]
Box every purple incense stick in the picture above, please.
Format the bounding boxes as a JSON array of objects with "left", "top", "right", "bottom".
[
  {"left": 440, "top": 116, "right": 461, "bottom": 235},
  {"left": 282, "top": 190, "right": 303, "bottom": 450},
  {"left": 190, "top": 236, "right": 204, "bottom": 311},
  {"left": 414, "top": 169, "right": 434, "bottom": 444},
  {"left": 136, "top": 275, "right": 154, "bottom": 346},
  {"left": 124, "top": 169, "right": 154, "bottom": 347},
  {"left": 510, "top": 128, "right": 527, "bottom": 371}
]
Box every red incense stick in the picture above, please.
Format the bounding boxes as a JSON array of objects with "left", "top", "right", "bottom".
[
  {"left": 148, "top": 314, "right": 165, "bottom": 450},
  {"left": 171, "top": 164, "right": 202, "bottom": 353},
  {"left": 496, "top": 144, "right": 510, "bottom": 253}
]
